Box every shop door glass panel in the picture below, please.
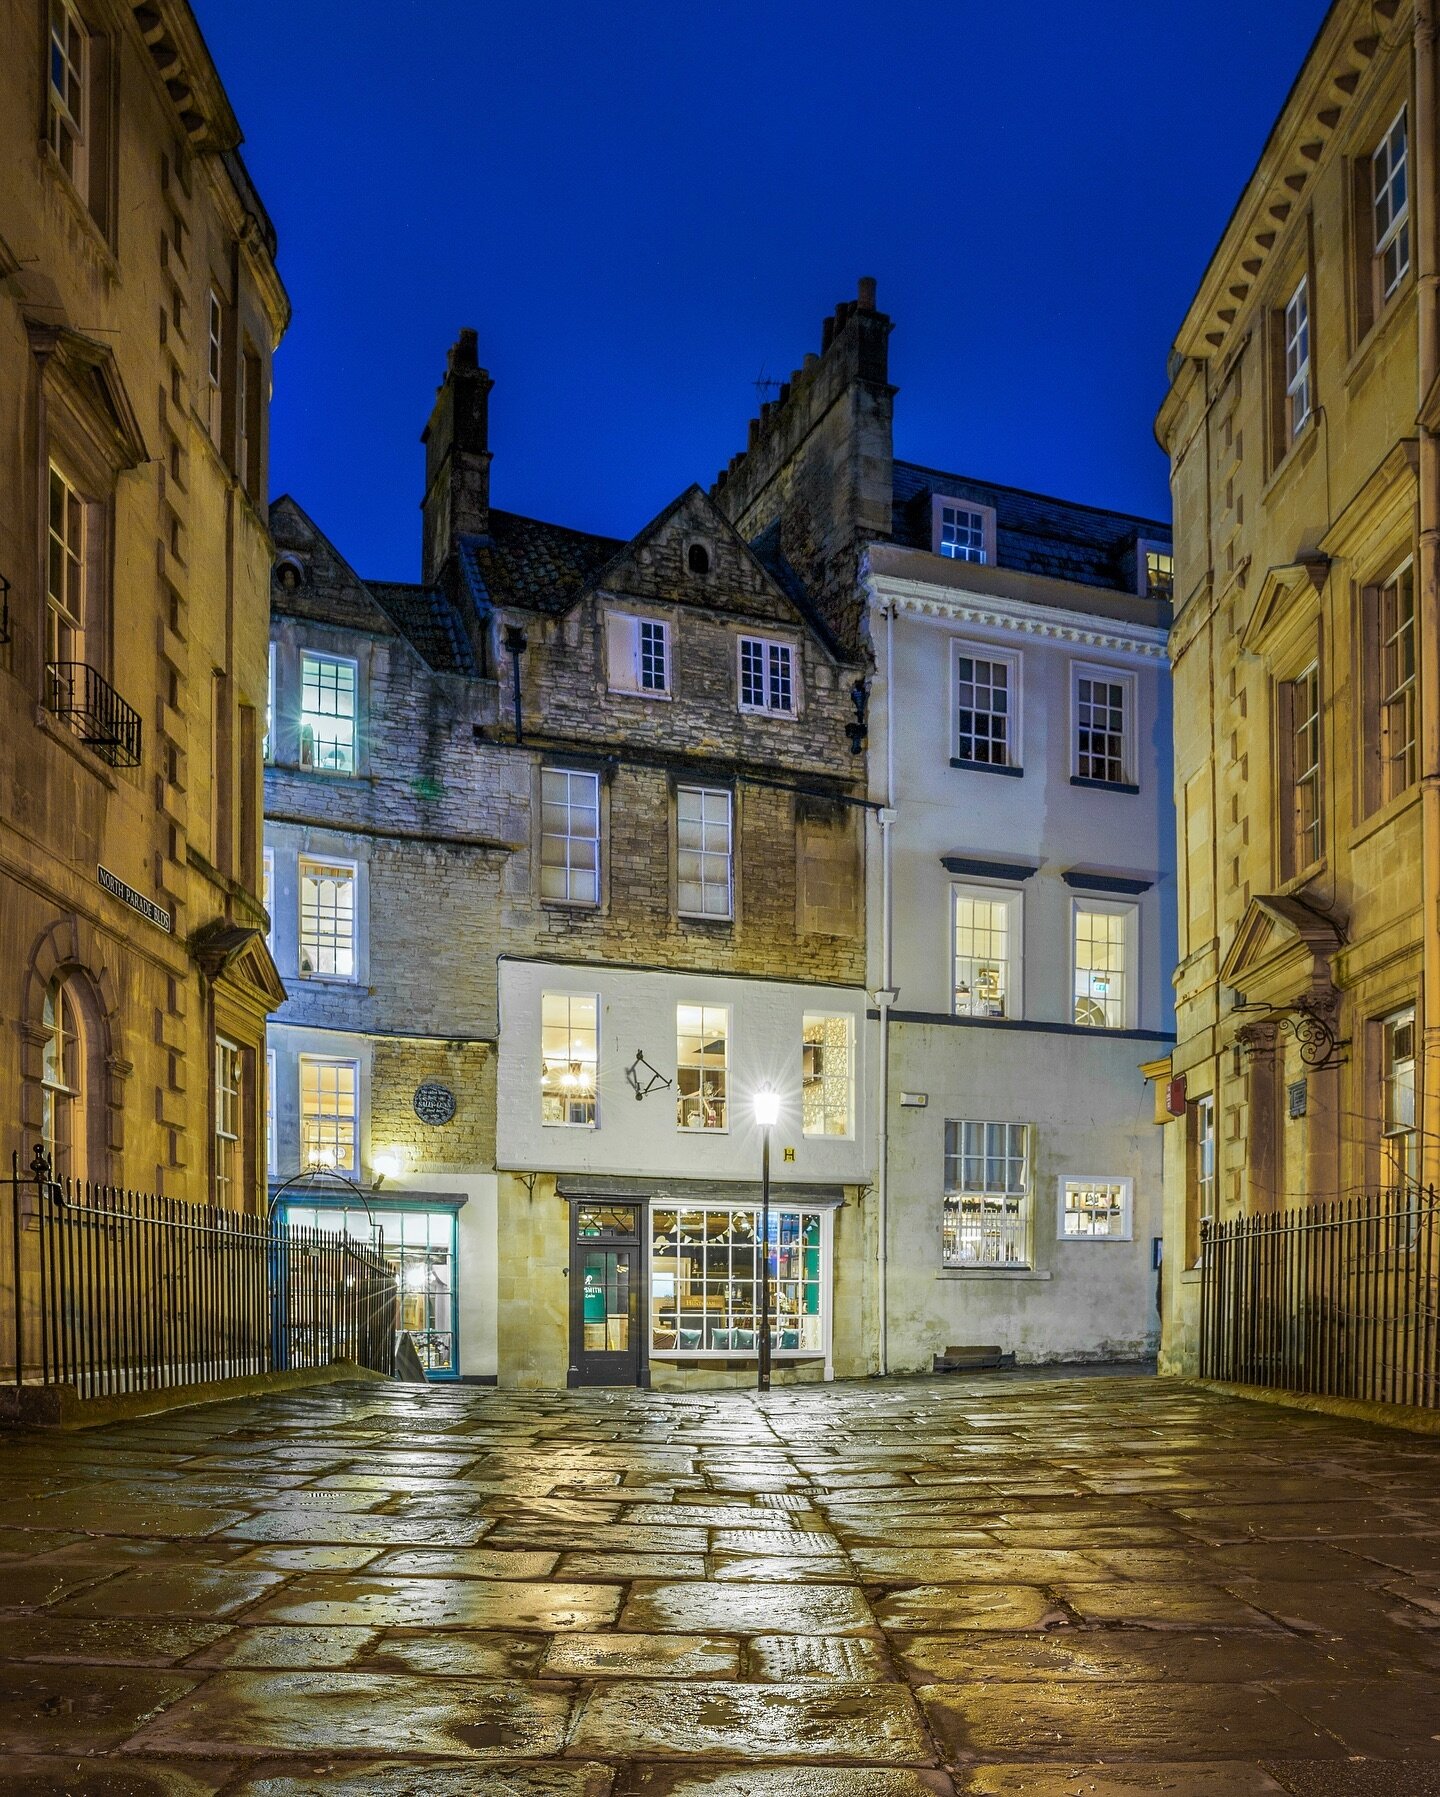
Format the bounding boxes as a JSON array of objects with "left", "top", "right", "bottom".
[
  {"left": 582, "top": 1250, "right": 630, "bottom": 1351},
  {"left": 570, "top": 1239, "right": 640, "bottom": 1386}
]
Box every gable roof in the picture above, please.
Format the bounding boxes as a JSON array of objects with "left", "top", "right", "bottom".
[
  {"left": 458, "top": 510, "right": 622, "bottom": 616},
  {"left": 890, "top": 460, "right": 1171, "bottom": 596},
  {"left": 368, "top": 581, "right": 479, "bottom": 676}
]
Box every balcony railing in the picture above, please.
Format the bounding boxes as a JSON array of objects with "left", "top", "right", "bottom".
[{"left": 45, "top": 661, "right": 142, "bottom": 767}]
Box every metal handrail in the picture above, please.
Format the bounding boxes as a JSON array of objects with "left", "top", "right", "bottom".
[{"left": 44, "top": 661, "right": 142, "bottom": 767}]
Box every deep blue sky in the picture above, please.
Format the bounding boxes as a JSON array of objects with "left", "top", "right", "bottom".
[{"left": 197, "top": 0, "right": 1330, "bottom": 580}]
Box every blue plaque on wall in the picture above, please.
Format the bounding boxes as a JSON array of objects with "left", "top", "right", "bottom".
[{"left": 413, "top": 1081, "right": 457, "bottom": 1125}]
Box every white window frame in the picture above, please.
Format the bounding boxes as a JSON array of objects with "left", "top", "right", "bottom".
[
  {"left": 649, "top": 1203, "right": 832, "bottom": 1360},
  {"left": 47, "top": 0, "right": 89, "bottom": 196},
  {"left": 541, "top": 991, "right": 599, "bottom": 1128},
  {"left": 1284, "top": 277, "right": 1311, "bottom": 443},
  {"left": 266, "top": 1048, "right": 277, "bottom": 1176},
  {"left": 262, "top": 847, "right": 275, "bottom": 950},
  {"left": 1381, "top": 1005, "right": 1418, "bottom": 1194},
  {"left": 802, "top": 1013, "right": 854, "bottom": 1139},
  {"left": 942, "top": 1120, "right": 1032, "bottom": 1269},
  {"left": 207, "top": 289, "right": 224, "bottom": 442},
  {"left": 214, "top": 1036, "right": 242, "bottom": 1207},
  {"left": 298, "top": 856, "right": 358, "bottom": 981},
  {"left": 299, "top": 1054, "right": 359, "bottom": 1173},
  {"left": 539, "top": 766, "right": 601, "bottom": 906},
  {"left": 1191, "top": 1092, "right": 1216, "bottom": 1265},
  {"left": 606, "top": 611, "right": 671, "bottom": 697},
  {"left": 737, "top": 635, "right": 797, "bottom": 716},
  {"left": 263, "top": 641, "right": 275, "bottom": 763},
  {"left": 951, "top": 639, "right": 1022, "bottom": 770},
  {"left": 1071, "top": 661, "right": 1137, "bottom": 788},
  {"left": 299, "top": 651, "right": 358, "bottom": 775},
  {"left": 41, "top": 975, "right": 86, "bottom": 1185},
  {"left": 1286, "top": 660, "right": 1322, "bottom": 875},
  {"left": 677, "top": 1003, "right": 729, "bottom": 1132},
  {"left": 676, "top": 785, "right": 733, "bottom": 920},
  {"left": 1071, "top": 896, "right": 1138, "bottom": 1031},
  {"left": 951, "top": 882, "right": 1024, "bottom": 1021},
  {"left": 46, "top": 460, "right": 87, "bottom": 669},
  {"left": 931, "top": 496, "right": 997, "bottom": 565},
  {"left": 1377, "top": 559, "right": 1417, "bottom": 805},
  {"left": 1058, "top": 1176, "right": 1133, "bottom": 1242},
  {"left": 1373, "top": 105, "right": 1411, "bottom": 302}
]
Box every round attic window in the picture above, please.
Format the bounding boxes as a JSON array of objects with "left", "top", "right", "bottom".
[{"left": 274, "top": 556, "right": 305, "bottom": 591}]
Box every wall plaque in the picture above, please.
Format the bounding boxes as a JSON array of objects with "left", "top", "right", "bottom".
[
  {"left": 413, "top": 1080, "right": 457, "bottom": 1125},
  {"left": 97, "top": 865, "right": 172, "bottom": 934}
]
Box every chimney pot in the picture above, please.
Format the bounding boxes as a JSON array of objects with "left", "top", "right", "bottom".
[{"left": 858, "top": 276, "right": 877, "bottom": 310}]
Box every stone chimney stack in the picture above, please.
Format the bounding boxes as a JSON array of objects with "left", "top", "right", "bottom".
[{"left": 421, "top": 328, "right": 493, "bottom": 587}]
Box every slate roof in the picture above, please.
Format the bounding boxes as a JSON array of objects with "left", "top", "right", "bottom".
[
  {"left": 369, "top": 581, "right": 480, "bottom": 676},
  {"left": 890, "top": 460, "right": 1171, "bottom": 595},
  {"left": 458, "top": 510, "right": 621, "bottom": 615}
]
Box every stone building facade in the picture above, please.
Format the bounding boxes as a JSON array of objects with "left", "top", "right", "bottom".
[
  {"left": 0, "top": 0, "right": 287, "bottom": 1292},
  {"left": 713, "top": 284, "right": 1176, "bottom": 1369},
  {"left": 1155, "top": 0, "right": 1435, "bottom": 1368},
  {"left": 265, "top": 332, "right": 872, "bottom": 1387}
]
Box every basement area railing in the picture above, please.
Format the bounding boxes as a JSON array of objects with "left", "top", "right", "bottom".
[
  {"left": 6, "top": 1147, "right": 398, "bottom": 1401},
  {"left": 1199, "top": 1187, "right": 1440, "bottom": 1410}
]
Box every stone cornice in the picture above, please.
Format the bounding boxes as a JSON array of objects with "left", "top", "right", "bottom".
[{"left": 867, "top": 575, "right": 1169, "bottom": 662}]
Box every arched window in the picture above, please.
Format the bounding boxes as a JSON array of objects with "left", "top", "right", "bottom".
[
  {"left": 687, "top": 543, "right": 710, "bottom": 575},
  {"left": 41, "top": 976, "right": 88, "bottom": 1185}
]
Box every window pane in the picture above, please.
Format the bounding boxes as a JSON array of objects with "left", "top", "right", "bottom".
[
  {"left": 1074, "top": 907, "right": 1127, "bottom": 1028},
  {"left": 298, "top": 860, "right": 355, "bottom": 977},
  {"left": 677, "top": 1005, "right": 728, "bottom": 1130},
  {"left": 300, "top": 656, "right": 357, "bottom": 774},
  {"left": 954, "top": 893, "right": 1011, "bottom": 1017},
  {"left": 540, "top": 992, "right": 598, "bottom": 1126},
  {"left": 540, "top": 768, "right": 602, "bottom": 904},
  {"left": 299, "top": 1058, "right": 358, "bottom": 1171},
  {"left": 650, "top": 1203, "right": 824, "bottom": 1352},
  {"left": 802, "top": 1014, "right": 852, "bottom": 1137}
]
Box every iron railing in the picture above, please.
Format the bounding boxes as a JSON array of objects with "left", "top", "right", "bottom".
[
  {"left": 45, "top": 661, "right": 142, "bottom": 767},
  {"left": 1199, "top": 1187, "right": 1440, "bottom": 1409},
  {"left": 7, "top": 1148, "right": 397, "bottom": 1401}
]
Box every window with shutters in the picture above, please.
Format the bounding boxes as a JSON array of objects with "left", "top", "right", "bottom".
[{"left": 606, "top": 612, "right": 670, "bottom": 696}]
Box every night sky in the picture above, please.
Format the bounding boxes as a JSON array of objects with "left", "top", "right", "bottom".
[{"left": 195, "top": 0, "right": 1331, "bottom": 580}]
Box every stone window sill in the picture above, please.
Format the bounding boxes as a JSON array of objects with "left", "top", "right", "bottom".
[
  {"left": 938, "top": 1268, "right": 1052, "bottom": 1282},
  {"left": 1070, "top": 776, "right": 1140, "bottom": 795},
  {"left": 950, "top": 758, "right": 1023, "bottom": 778}
]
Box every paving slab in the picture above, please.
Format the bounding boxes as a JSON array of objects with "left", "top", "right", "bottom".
[
  {"left": 251, "top": 1574, "right": 622, "bottom": 1631},
  {"left": 543, "top": 1632, "right": 739, "bottom": 1678},
  {"left": 619, "top": 1578, "right": 873, "bottom": 1634},
  {"left": 227, "top": 1767, "right": 613, "bottom": 1797}
]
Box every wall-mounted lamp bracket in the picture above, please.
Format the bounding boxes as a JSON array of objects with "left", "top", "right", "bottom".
[{"left": 626, "top": 1049, "right": 673, "bottom": 1102}]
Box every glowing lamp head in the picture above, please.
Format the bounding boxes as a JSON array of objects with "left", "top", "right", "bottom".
[
  {"left": 373, "top": 1152, "right": 400, "bottom": 1183},
  {"left": 753, "top": 1088, "right": 781, "bottom": 1128},
  {"left": 307, "top": 1145, "right": 338, "bottom": 1171}
]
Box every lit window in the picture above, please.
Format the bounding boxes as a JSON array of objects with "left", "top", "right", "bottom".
[
  {"left": 263, "top": 642, "right": 275, "bottom": 762},
  {"left": 298, "top": 858, "right": 356, "bottom": 978},
  {"left": 802, "top": 1014, "right": 853, "bottom": 1138},
  {"left": 41, "top": 976, "right": 86, "bottom": 1185},
  {"left": 541, "top": 992, "right": 598, "bottom": 1126},
  {"left": 1284, "top": 662, "right": 1322, "bottom": 875},
  {"left": 738, "top": 636, "right": 796, "bottom": 715},
  {"left": 1073, "top": 903, "right": 1131, "bottom": 1029},
  {"left": 677, "top": 786, "right": 732, "bottom": 919},
  {"left": 650, "top": 1205, "right": 824, "bottom": 1354},
  {"left": 938, "top": 504, "right": 987, "bottom": 563},
  {"left": 540, "top": 767, "right": 600, "bottom": 904},
  {"left": 299, "top": 653, "right": 357, "bottom": 774},
  {"left": 1284, "top": 278, "right": 1311, "bottom": 443},
  {"left": 262, "top": 848, "right": 275, "bottom": 949},
  {"left": 1382, "top": 1007, "right": 1418, "bottom": 1193},
  {"left": 46, "top": 462, "right": 86, "bottom": 668},
  {"left": 1189, "top": 1093, "right": 1215, "bottom": 1265},
  {"left": 943, "top": 1121, "right": 1030, "bottom": 1267},
  {"left": 1060, "top": 1178, "right": 1131, "bottom": 1240},
  {"left": 1144, "top": 549, "right": 1174, "bottom": 601},
  {"left": 1378, "top": 562, "right": 1417, "bottom": 804},
  {"left": 677, "top": 1004, "right": 728, "bottom": 1131},
  {"left": 955, "top": 650, "right": 1017, "bottom": 767},
  {"left": 606, "top": 612, "right": 670, "bottom": 696},
  {"left": 47, "top": 0, "right": 88, "bottom": 192},
  {"left": 953, "top": 886, "right": 1019, "bottom": 1019},
  {"left": 214, "top": 1037, "right": 242, "bottom": 1207},
  {"left": 1373, "top": 108, "right": 1410, "bottom": 301},
  {"left": 299, "top": 1056, "right": 357, "bottom": 1172},
  {"left": 1074, "top": 667, "right": 1133, "bottom": 786}
]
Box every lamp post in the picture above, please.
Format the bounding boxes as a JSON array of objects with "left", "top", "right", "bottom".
[{"left": 753, "top": 1087, "right": 780, "bottom": 1392}]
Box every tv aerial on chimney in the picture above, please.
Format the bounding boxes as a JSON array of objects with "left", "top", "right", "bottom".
[{"left": 753, "top": 368, "right": 783, "bottom": 406}]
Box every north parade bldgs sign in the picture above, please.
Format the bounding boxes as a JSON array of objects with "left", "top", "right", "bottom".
[{"left": 97, "top": 865, "right": 172, "bottom": 934}]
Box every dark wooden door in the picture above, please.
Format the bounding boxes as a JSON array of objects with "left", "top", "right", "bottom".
[{"left": 567, "top": 1201, "right": 644, "bottom": 1387}]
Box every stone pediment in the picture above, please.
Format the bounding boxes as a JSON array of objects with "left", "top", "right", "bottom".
[
  {"left": 1219, "top": 893, "right": 1343, "bottom": 1001},
  {"left": 26, "top": 320, "right": 148, "bottom": 471},
  {"left": 1239, "top": 558, "right": 1326, "bottom": 657},
  {"left": 581, "top": 484, "right": 799, "bottom": 626},
  {"left": 190, "top": 922, "right": 287, "bottom": 1011}
]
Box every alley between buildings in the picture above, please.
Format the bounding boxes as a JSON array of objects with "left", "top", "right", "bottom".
[{"left": 0, "top": 1371, "right": 1435, "bottom": 1792}]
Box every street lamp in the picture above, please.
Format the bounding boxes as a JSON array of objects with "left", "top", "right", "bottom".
[{"left": 753, "top": 1087, "right": 781, "bottom": 1392}]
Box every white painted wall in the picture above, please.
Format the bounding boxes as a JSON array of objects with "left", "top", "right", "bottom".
[
  {"left": 865, "top": 552, "right": 1176, "bottom": 1366},
  {"left": 496, "top": 959, "right": 871, "bottom": 1188}
]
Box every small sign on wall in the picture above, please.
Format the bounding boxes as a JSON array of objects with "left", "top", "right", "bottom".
[
  {"left": 97, "top": 865, "right": 172, "bottom": 934},
  {"left": 1288, "top": 1079, "right": 1308, "bottom": 1120},
  {"left": 413, "top": 1081, "right": 457, "bottom": 1125}
]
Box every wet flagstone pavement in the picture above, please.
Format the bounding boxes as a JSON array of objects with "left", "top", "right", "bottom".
[{"left": 1, "top": 1372, "right": 1440, "bottom": 1793}]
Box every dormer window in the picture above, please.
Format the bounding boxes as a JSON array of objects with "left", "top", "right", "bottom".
[
  {"left": 606, "top": 612, "right": 670, "bottom": 696},
  {"left": 931, "top": 497, "right": 997, "bottom": 565},
  {"left": 1137, "top": 541, "right": 1173, "bottom": 601},
  {"left": 687, "top": 543, "right": 711, "bottom": 575}
]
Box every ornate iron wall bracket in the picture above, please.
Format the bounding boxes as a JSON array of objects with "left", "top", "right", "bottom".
[
  {"left": 1236, "top": 995, "right": 1347, "bottom": 1069},
  {"left": 626, "top": 1050, "right": 672, "bottom": 1102}
]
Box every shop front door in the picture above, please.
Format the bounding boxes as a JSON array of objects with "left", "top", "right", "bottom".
[{"left": 568, "top": 1201, "right": 644, "bottom": 1387}]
